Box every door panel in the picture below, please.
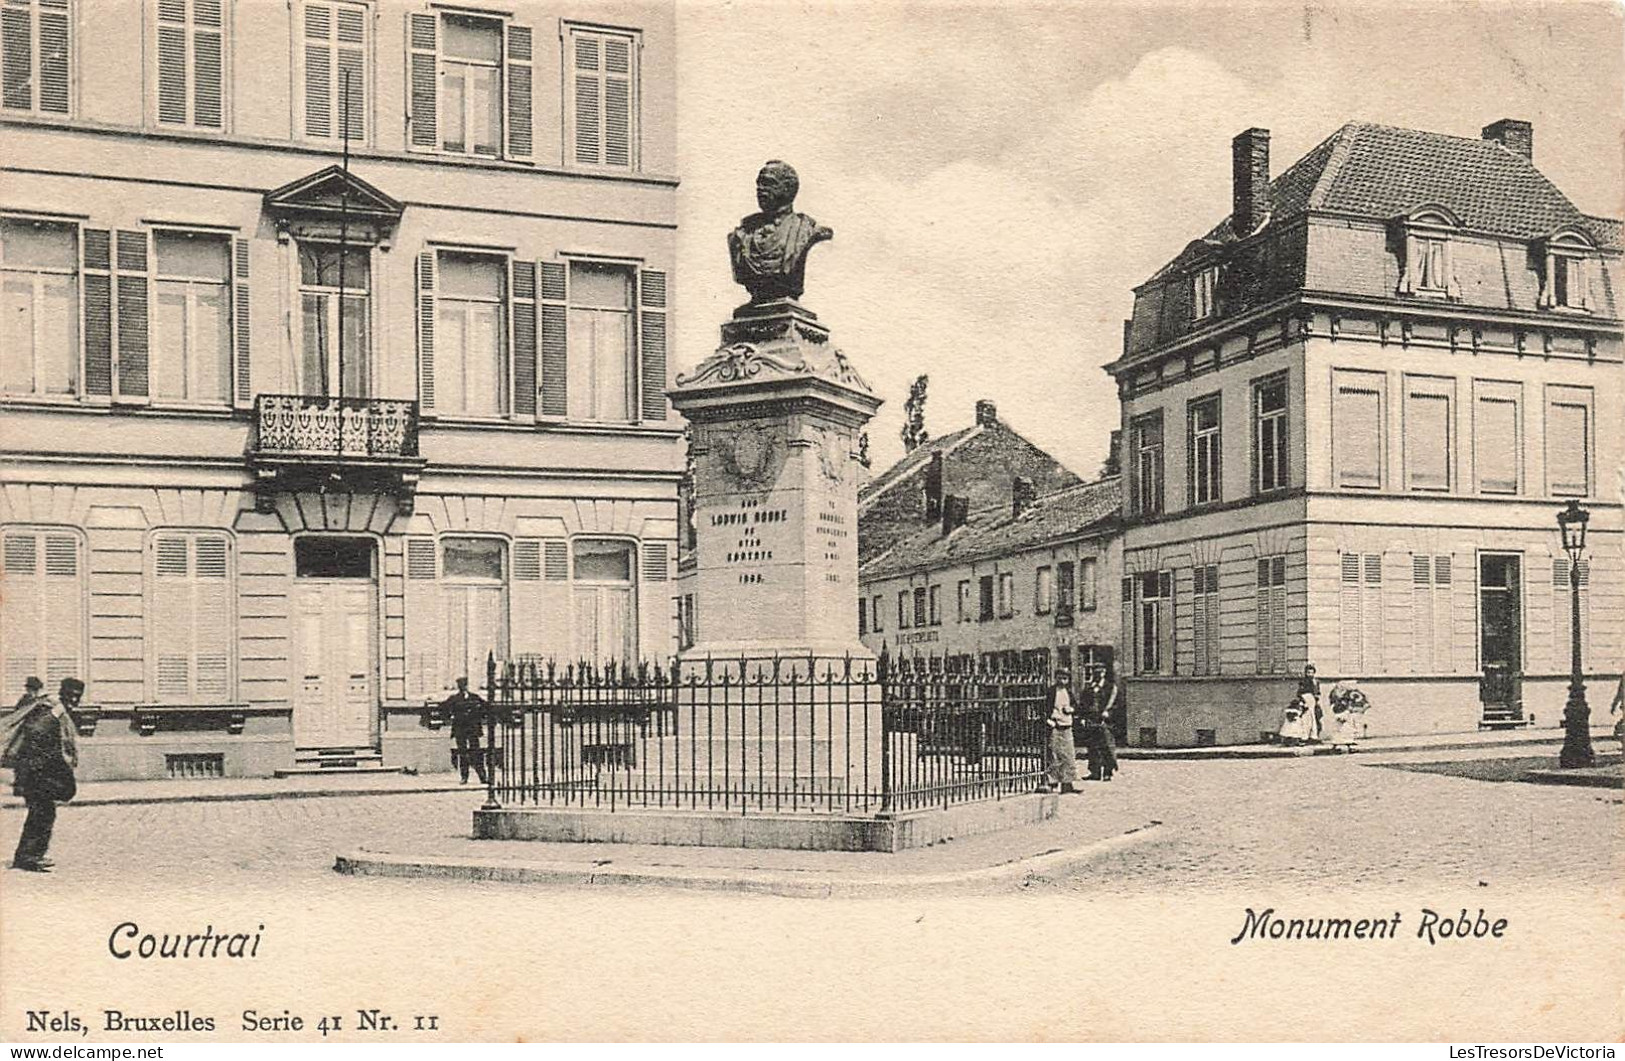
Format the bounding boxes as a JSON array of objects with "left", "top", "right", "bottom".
[{"left": 293, "top": 579, "right": 378, "bottom": 748}]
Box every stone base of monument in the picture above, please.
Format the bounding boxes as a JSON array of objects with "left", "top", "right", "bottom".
[{"left": 472, "top": 794, "right": 1059, "bottom": 854}]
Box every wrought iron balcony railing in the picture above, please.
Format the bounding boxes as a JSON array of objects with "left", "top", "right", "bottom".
[{"left": 253, "top": 394, "right": 419, "bottom": 459}]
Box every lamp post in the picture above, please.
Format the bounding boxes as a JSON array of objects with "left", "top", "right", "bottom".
[{"left": 1556, "top": 499, "right": 1593, "bottom": 769}]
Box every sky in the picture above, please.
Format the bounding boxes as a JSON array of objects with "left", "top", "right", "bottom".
[{"left": 671, "top": 0, "right": 1625, "bottom": 479}]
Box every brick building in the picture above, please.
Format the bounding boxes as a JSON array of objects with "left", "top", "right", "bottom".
[
  {"left": 0, "top": 0, "right": 681, "bottom": 779},
  {"left": 1106, "top": 119, "right": 1622, "bottom": 746}
]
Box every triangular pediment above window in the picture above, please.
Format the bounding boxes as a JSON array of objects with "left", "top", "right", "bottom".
[{"left": 264, "top": 165, "right": 404, "bottom": 245}]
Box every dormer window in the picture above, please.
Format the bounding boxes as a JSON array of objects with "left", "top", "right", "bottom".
[
  {"left": 1190, "top": 264, "right": 1219, "bottom": 321},
  {"left": 1396, "top": 207, "right": 1461, "bottom": 300},
  {"left": 1538, "top": 231, "right": 1594, "bottom": 312}
]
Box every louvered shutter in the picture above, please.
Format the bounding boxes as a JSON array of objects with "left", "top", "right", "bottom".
[
  {"left": 415, "top": 250, "right": 435, "bottom": 413},
  {"left": 538, "top": 260, "right": 568, "bottom": 418},
  {"left": 638, "top": 269, "right": 667, "bottom": 422},
  {"left": 1552, "top": 558, "right": 1591, "bottom": 669},
  {"left": 1, "top": 2, "right": 32, "bottom": 111},
  {"left": 41, "top": 533, "right": 81, "bottom": 688},
  {"left": 504, "top": 22, "right": 532, "bottom": 160},
  {"left": 1, "top": 534, "right": 39, "bottom": 694},
  {"left": 156, "top": 0, "right": 222, "bottom": 128},
  {"left": 1360, "top": 553, "right": 1383, "bottom": 673},
  {"left": 335, "top": 3, "right": 364, "bottom": 140},
  {"left": 1, "top": 532, "right": 81, "bottom": 693},
  {"left": 82, "top": 228, "right": 113, "bottom": 396},
  {"left": 1339, "top": 553, "right": 1362, "bottom": 672},
  {"left": 1411, "top": 555, "right": 1432, "bottom": 672},
  {"left": 115, "top": 230, "right": 150, "bottom": 399},
  {"left": 192, "top": 0, "right": 222, "bottom": 128},
  {"left": 152, "top": 534, "right": 192, "bottom": 700},
  {"left": 231, "top": 237, "right": 251, "bottom": 407},
  {"left": 571, "top": 31, "right": 600, "bottom": 165},
  {"left": 509, "top": 538, "right": 545, "bottom": 655},
  {"left": 404, "top": 537, "right": 441, "bottom": 699},
  {"left": 36, "top": 0, "right": 67, "bottom": 113},
  {"left": 510, "top": 259, "right": 537, "bottom": 418},
  {"left": 602, "top": 34, "right": 631, "bottom": 168},
  {"left": 1157, "top": 571, "right": 1174, "bottom": 675},
  {"left": 303, "top": 3, "right": 332, "bottom": 137},
  {"left": 406, "top": 12, "right": 437, "bottom": 151},
  {"left": 193, "top": 536, "right": 231, "bottom": 699},
  {"left": 543, "top": 539, "right": 568, "bottom": 581},
  {"left": 156, "top": 0, "right": 185, "bottom": 122},
  {"left": 1192, "top": 568, "right": 1209, "bottom": 676},
  {"left": 1256, "top": 559, "right": 1273, "bottom": 673},
  {"left": 1269, "top": 557, "right": 1286, "bottom": 673},
  {"left": 1432, "top": 555, "right": 1453, "bottom": 672},
  {"left": 1121, "top": 576, "right": 1136, "bottom": 674},
  {"left": 641, "top": 541, "right": 669, "bottom": 584}
]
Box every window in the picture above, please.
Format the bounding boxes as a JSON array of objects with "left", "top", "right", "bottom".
[
  {"left": 1188, "top": 395, "right": 1221, "bottom": 505},
  {"left": 1056, "top": 561, "right": 1075, "bottom": 615},
  {"left": 152, "top": 231, "right": 231, "bottom": 404},
  {"left": 436, "top": 252, "right": 507, "bottom": 416},
  {"left": 1132, "top": 413, "right": 1164, "bottom": 515},
  {"left": 1124, "top": 570, "right": 1172, "bottom": 675},
  {"left": 407, "top": 12, "right": 532, "bottom": 161},
  {"left": 678, "top": 592, "right": 697, "bottom": 650},
  {"left": 912, "top": 586, "right": 926, "bottom": 628},
  {"left": 571, "top": 539, "right": 633, "bottom": 662},
  {"left": 1254, "top": 556, "right": 1286, "bottom": 674},
  {"left": 1, "top": 0, "right": 72, "bottom": 115},
  {"left": 1254, "top": 375, "right": 1289, "bottom": 493},
  {"left": 441, "top": 537, "right": 506, "bottom": 682},
  {"left": 957, "top": 580, "right": 971, "bottom": 623},
  {"left": 1404, "top": 376, "right": 1453, "bottom": 492},
  {"left": 997, "top": 572, "right": 1014, "bottom": 618},
  {"left": 978, "top": 575, "right": 994, "bottom": 622},
  {"left": 566, "top": 25, "right": 637, "bottom": 170},
  {"left": 1338, "top": 552, "right": 1385, "bottom": 674},
  {"left": 149, "top": 531, "right": 233, "bottom": 703},
  {"left": 1541, "top": 240, "right": 1593, "bottom": 312},
  {"left": 567, "top": 260, "right": 635, "bottom": 422},
  {"left": 1546, "top": 386, "right": 1593, "bottom": 497},
  {"left": 896, "top": 590, "right": 909, "bottom": 630},
  {"left": 928, "top": 584, "right": 941, "bottom": 626},
  {"left": 154, "top": 0, "right": 225, "bottom": 129},
  {"left": 1190, "top": 265, "right": 1218, "bottom": 321},
  {"left": 299, "top": 0, "right": 367, "bottom": 143},
  {"left": 1035, "top": 566, "right": 1053, "bottom": 615},
  {"left": 298, "top": 243, "right": 370, "bottom": 398},
  {"left": 1474, "top": 381, "right": 1521, "bottom": 495},
  {"left": 870, "top": 594, "right": 883, "bottom": 633},
  {"left": 1400, "top": 231, "right": 1456, "bottom": 298},
  {"left": 0, "top": 219, "right": 77, "bottom": 397},
  {"left": 1080, "top": 558, "right": 1098, "bottom": 611},
  {"left": 1192, "top": 564, "right": 1221, "bottom": 676},
  {"left": 1, "top": 529, "right": 82, "bottom": 696},
  {"left": 1332, "top": 369, "right": 1383, "bottom": 490}
]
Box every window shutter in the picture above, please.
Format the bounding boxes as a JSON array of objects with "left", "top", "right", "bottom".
[
  {"left": 512, "top": 539, "right": 541, "bottom": 581},
  {"left": 1121, "top": 576, "right": 1136, "bottom": 674},
  {"left": 1256, "top": 559, "right": 1272, "bottom": 673},
  {"left": 638, "top": 269, "right": 667, "bottom": 422},
  {"left": 193, "top": 536, "right": 231, "bottom": 700},
  {"left": 1, "top": 4, "right": 32, "bottom": 110},
  {"left": 1339, "top": 553, "right": 1362, "bottom": 672},
  {"left": 538, "top": 260, "right": 568, "bottom": 418},
  {"left": 1158, "top": 572, "right": 1175, "bottom": 675},
  {"left": 37, "top": 0, "right": 67, "bottom": 114},
  {"left": 509, "top": 538, "right": 546, "bottom": 656},
  {"left": 115, "top": 230, "right": 150, "bottom": 399},
  {"left": 571, "top": 31, "right": 601, "bottom": 165},
  {"left": 153, "top": 534, "right": 193, "bottom": 700},
  {"left": 1411, "top": 555, "right": 1432, "bottom": 672},
  {"left": 415, "top": 250, "right": 435, "bottom": 413},
  {"left": 542, "top": 539, "right": 568, "bottom": 581},
  {"left": 303, "top": 3, "right": 332, "bottom": 138},
  {"left": 602, "top": 34, "right": 631, "bottom": 168},
  {"left": 1193, "top": 572, "right": 1209, "bottom": 676},
  {"left": 641, "top": 541, "right": 669, "bottom": 583},
  {"left": 510, "top": 259, "right": 536, "bottom": 418},
  {"left": 0, "top": 533, "right": 37, "bottom": 695},
  {"left": 335, "top": 3, "right": 364, "bottom": 141},
  {"left": 82, "top": 228, "right": 113, "bottom": 396},
  {"left": 156, "top": 0, "right": 187, "bottom": 123},
  {"left": 192, "top": 0, "right": 223, "bottom": 128},
  {"left": 504, "top": 22, "right": 532, "bottom": 160},
  {"left": 1269, "top": 557, "right": 1286, "bottom": 673},
  {"left": 231, "top": 237, "right": 251, "bottom": 407},
  {"left": 1432, "top": 555, "right": 1453, "bottom": 672},
  {"left": 41, "top": 534, "right": 81, "bottom": 687},
  {"left": 1360, "top": 553, "right": 1383, "bottom": 673},
  {"left": 406, "top": 11, "right": 437, "bottom": 151},
  {"left": 404, "top": 537, "right": 441, "bottom": 699}
]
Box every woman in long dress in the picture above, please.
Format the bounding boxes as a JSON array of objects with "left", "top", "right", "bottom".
[
  {"left": 1326, "top": 680, "right": 1364, "bottom": 751},
  {"left": 1278, "top": 694, "right": 1313, "bottom": 745}
]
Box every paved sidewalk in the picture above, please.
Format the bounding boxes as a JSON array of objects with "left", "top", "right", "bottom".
[
  {"left": 335, "top": 791, "right": 1171, "bottom": 897},
  {"left": 0, "top": 768, "right": 477, "bottom": 809},
  {"left": 1115, "top": 723, "right": 1614, "bottom": 760}
]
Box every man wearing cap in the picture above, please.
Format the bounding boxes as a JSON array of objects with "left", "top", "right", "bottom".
[
  {"left": 4, "top": 677, "right": 82, "bottom": 872},
  {"left": 12, "top": 676, "right": 44, "bottom": 712},
  {"left": 441, "top": 677, "right": 491, "bottom": 785}
]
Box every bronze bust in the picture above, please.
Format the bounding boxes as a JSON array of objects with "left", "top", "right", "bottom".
[{"left": 728, "top": 160, "right": 833, "bottom": 303}]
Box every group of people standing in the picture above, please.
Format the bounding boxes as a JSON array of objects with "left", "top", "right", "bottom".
[
  {"left": 1277, "top": 664, "right": 1366, "bottom": 750},
  {"left": 1043, "top": 666, "right": 1120, "bottom": 794},
  {"left": 2, "top": 675, "right": 85, "bottom": 873}
]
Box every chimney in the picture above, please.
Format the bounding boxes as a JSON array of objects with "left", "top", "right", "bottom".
[
  {"left": 975, "top": 399, "right": 998, "bottom": 427},
  {"left": 923, "top": 451, "right": 944, "bottom": 521},
  {"left": 1231, "top": 128, "right": 1271, "bottom": 236},
  {"left": 1012, "top": 476, "right": 1036, "bottom": 518},
  {"left": 1122, "top": 319, "right": 1133, "bottom": 359},
  {"left": 1482, "top": 118, "right": 1532, "bottom": 160},
  {"left": 941, "top": 494, "right": 969, "bottom": 537}
]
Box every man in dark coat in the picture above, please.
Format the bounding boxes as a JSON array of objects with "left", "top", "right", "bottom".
[
  {"left": 13, "top": 675, "right": 43, "bottom": 712},
  {"left": 441, "top": 677, "right": 490, "bottom": 785},
  {"left": 5, "top": 677, "right": 82, "bottom": 872}
]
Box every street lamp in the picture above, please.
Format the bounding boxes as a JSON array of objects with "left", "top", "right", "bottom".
[{"left": 1556, "top": 499, "right": 1593, "bottom": 769}]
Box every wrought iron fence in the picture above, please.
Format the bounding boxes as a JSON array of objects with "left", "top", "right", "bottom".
[
  {"left": 253, "top": 394, "right": 419, "bottom": 458},
  {"left": 480, "top": 651, "right": 1049, "bottom": 815}
]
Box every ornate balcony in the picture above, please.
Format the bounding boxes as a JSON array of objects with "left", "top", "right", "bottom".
[{"left": 250, "top": 394, "right": 425, "bottom": 514}]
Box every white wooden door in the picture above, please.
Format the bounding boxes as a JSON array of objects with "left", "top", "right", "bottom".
[{"left": 293, "top": 580, "right": 377, "bottom": 748}]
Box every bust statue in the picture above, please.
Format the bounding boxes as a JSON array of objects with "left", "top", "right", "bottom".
[{"left": 728, "top": 160, "right": 833, "bottom": 303}]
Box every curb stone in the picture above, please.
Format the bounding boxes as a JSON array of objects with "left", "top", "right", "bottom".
[{"left": 331, "top": 820, "right": 1171, "bottom": 897}]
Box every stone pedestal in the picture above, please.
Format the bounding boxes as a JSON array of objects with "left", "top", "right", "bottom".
[{"left": 669, "top": 299, "right": 882, "bottom": 661}]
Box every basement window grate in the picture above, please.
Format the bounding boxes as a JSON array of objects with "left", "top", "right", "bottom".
[{"left": 166, "top": 753, "right": 225, "bottom": 780}]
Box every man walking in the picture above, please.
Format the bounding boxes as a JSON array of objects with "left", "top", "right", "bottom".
[
  {"left": 12, "top": 676, "right": 43, "bottom": 712},
  {"left": 4, "top": 677, "right": 82, "bottom": 873},
  {"left": 442, "top": 677, "right": 490, "bottom": 785},
  {"left": 1042, "top": 669, "right": 1079, "bottom": 794}
]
